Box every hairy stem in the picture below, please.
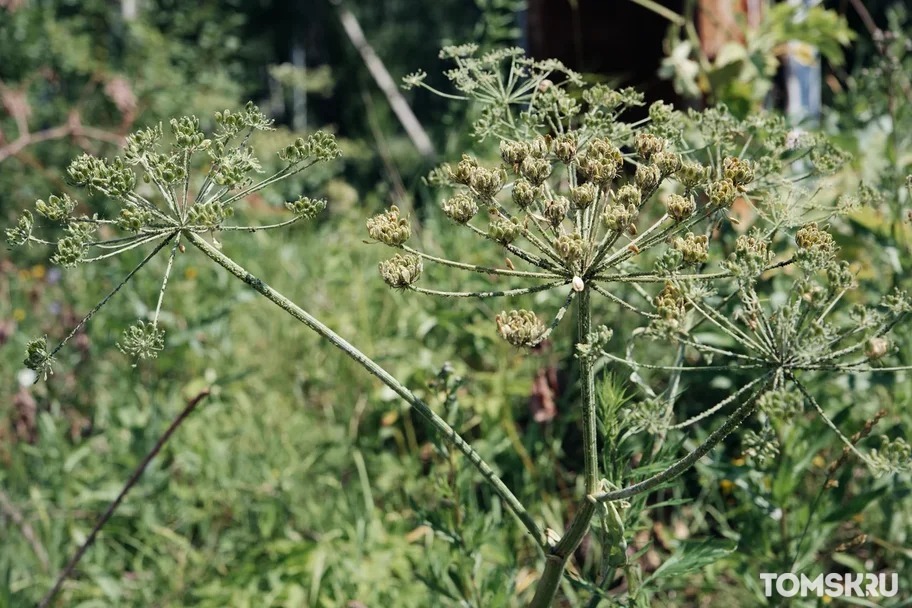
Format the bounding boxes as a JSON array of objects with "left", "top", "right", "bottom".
[
  {"left": 529, "top": 287, "right": 599, "bottom": 607},
  {"left": 186, "top": 231, "right": 544, "bottom": 546}
]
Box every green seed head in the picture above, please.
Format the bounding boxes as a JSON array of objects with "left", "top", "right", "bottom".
[
  {"left": 442, "top": 193, "right": 479, "bottom": 224},
  {"left": 672, "top": 232, "right": 709, "bottom": 265},
  {"left": 543, "top": 196, "right": 571, "bottom": 226},
  {"left": 635, "top": 164, "right": 661, "bottom": 192},
  {"left": 519, "top": 156, "right": 552, "bottom": 186},
  {"left": 512, "top": 179, "right": 538, "bottom": 209},
  {"left": 379, "top": 254, "right": 423, "bottom": 288},
  {"left": 722, "top": 156, "right": 754, "bottom": 186},
  {"left": 570, "top": 183, "right": 598, "bottom": 209},
  {"left": 367, "top": 205, "right": 411, "bottom": 246},
  {"left": 634, "top": 133, "right": 666, "bottom": 160},
  {"left": 496, "top": 309, "right": 546, "bottom": 347},
  {"left": 488, "top": 217, "right": 522, "bottom": 245},
  {"left": 665, "top": 193, "right": 696, "bottom": 222}
]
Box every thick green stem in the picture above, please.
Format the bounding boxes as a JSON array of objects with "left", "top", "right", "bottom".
[
  {"left": 592, "top": 373, "right": 773, "bottom": 503},
  {"left": 529, "top": 287, "right": 599, "bottom": 607},
  {"left": 186, "top": 231, "right": 544, "bottom": 546}
]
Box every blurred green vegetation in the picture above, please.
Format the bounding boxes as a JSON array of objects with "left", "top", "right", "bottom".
[{"left": 2, "top": 1, "right": 911, "bottom": 607}]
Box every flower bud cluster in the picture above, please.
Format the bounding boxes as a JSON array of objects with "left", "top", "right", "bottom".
[
  {"left": 367, "top": 205, "right": 411, "bottom": 246},
  {"left": 117, "top": 204, "right": 154, "bottom": 232},
  {"left": 213, "top": 148, "right": 262, "bottom": 187},
  {"left": 722, "top": 156, "right": 754, "bottom": 186},
  {"left": 543, "top": 197, "right": 570, "bottom": 226},
  {"left": 601, "top": 185, "right": 640, "bottom": 232},
  {"left": 868, "top": 436, "right": 912, "bottom": 477},
  {"left": 117, "top": 321, "right": 165, "bottom": 360},
  {"left": 635, "top": 133, "right": 666, "bottom": 160},
  {"left": 665, "top": 193, "right": 696, "bottom": 222},
  {"left": 52, "top": 221, "right": 96, "bottom": 268},
  {"left": 125, "top": 124, "right": 164, "bottom": 163},
  {"left": 512, "top": 179, "right": 539, "bottom": 208},
  {"left": 578, "top": 138, "right": 622, "bottom": 185},
  {"left": 68, "top": 154, "right": 136, "bottom": 198},
  {"left": 496, "top": 309, "right": 546, "bottom": 347},
  {"left": 144, "top": 153, "right": 187, "bottom": 184},
  {"left": 706, "top": 178, "right": 738, "bottom": 208},
  {"left": 451, "top": 155, "right": 479, "bottom": 185},
  {"left": 5, "top": 211, "right": 34, "bottom": 246},
  {"left": 652, "top": 150, "right": 682, "bottom": 175},
  {"left": 469, "top": 166, "right": 505, "bottom": 199},
  {"left": 519, "top": 156, "right": 551, "bottom": 186},
  {"left": 554, "top": 233, "right": 586, "bottom": 265},
  {"left": 570, "top": 183, "right": 598, "bottom": 209},
  {"left": 723, "top": 231, "right": 773, "bottom": 279},
  {"left": 35, "top": 194, "right": 77, "bottom": 221},
  {"left": 795, "top": 223, "right": 837, "bottom": 269},
  {"left": 488, "top": 217, "right": 522, "bottom": 244},
  {"left": 379, "top": 254, "right": 423, "bottom": 288},
  {"left": 214, "top": 102, "right": 274, "bottom": 147},
  {"left": 743, "top": 427, "right": 780, "bottom": 465},
  {"left": 188, "top": 201, "right": 234, "bottom": 228},
  {"left": 285, "top": 196, "right": 327, "bottom": 220},
  {"left": 676, "top": 161, "right": 709, "bottom": 190},
  {"left": 602, "top": 205, "right": 636, "bottom": 233},
  {"left": 757, "top": 387, "right": 804, "bottom": 421},
  {"left": 24, "top": 336, "right": 53, "bottom": 378},
  {"left": 170, "top": 115, "right": 209, "bottom": 150},
  {"left": 278, "top": 132, "right": 341, "bottom": 164},
  {"left": 672, "top": 232, "right": 709, "bottom": 265},
  {"left": 552, "top": 133, "right": 578, "bottom": 163},
  {"left": 654, "top": 282, "right": 687, "bottom": 320},
  {"left": 635, "top": 164, "right": 661, "bottom": 192},
  {"left": 441, "top": 193, "right": 478, "bottom": 224}
]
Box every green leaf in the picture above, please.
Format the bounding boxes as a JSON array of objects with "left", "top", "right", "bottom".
[
  {"left": 822, "top": 487, "right": 887, "bottom": 524},
  {"left": 644, "top": 538, "right": 738, "bottom": 585}
]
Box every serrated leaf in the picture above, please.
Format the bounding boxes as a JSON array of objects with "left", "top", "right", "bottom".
[{"left": 644, "top": 538, "right": 737, "bottom": 585}]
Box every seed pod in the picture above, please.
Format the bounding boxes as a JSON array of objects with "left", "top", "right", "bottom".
[
  {"left": 367, "top": 205, "right": 411, "bottom": 246},
  {"left": 665, "top": 194, "right": 696, "bottom": 222},
  {"left": 442, "top": 193, "right": 479, "bottom": 224},
  {"left": 496, "top": 309, "right": 546, "bottom": 347},
  {"left": 379, "top": 254, "right": 423, "bottom": 288}
]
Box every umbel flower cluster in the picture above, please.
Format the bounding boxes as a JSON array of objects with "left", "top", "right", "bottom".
[
  {"left": 8, "top": 102, "right": 340, "bottom": 376},
  {"left": 373, "top": 46, "right": 912, "bottom": 606},
  {"left": 376, "top": 44, "right": 912, "bottom": 487},
  {"left": 384, "top": 47, "right": 912, "bottom": 605}
]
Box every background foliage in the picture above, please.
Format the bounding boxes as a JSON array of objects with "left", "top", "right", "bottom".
[{"left": 2, "top": 1, "right": 911, "bottom": 606}]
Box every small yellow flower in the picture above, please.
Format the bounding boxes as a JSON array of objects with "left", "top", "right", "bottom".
[
  {"left": 812, "top": 455, "right": 826, "bottom": 468},
  {"left": 822, "top": 594, "right": 833, "bottom": 604},
  {"left": 720, "top": 479, "right": 734, "bottom": 493},
  {"left": 732, "top": 457, "right": 746, "bottom": 467},
  {"left": 184, "top": 267, "right": 198, "bottom": 280},
  {"left": 852, "top": 513, "right": 864, "bottom": 523},
  {"left": 31, "top": 264, "right": 46, "bottom": 280},
  {"left": 13, "top": 308, "right": 26, "bottom": 322}
]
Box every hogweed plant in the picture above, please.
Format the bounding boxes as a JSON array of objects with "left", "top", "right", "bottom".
[
  {"left": 390, "top": 45, "right": 912, "bottom": 604},
  {"left": 6, "top": 47, "right": 912, "bottom": 606},
  {"left": 7, "top": 101, "right": 544, "bottom": 607}
]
